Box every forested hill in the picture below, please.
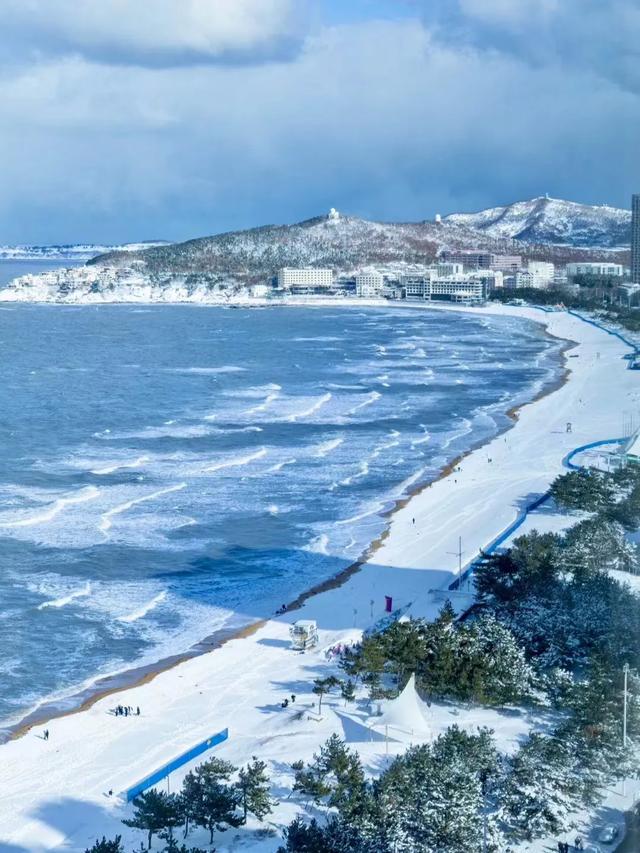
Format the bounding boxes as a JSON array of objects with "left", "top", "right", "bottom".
[{"left": 89, "top": 201, "right": 630, "bottom": 279}]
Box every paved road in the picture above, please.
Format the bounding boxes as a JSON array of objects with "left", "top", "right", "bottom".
[{"left": 615, "top": 804, "right": 640, "bottom": 852}]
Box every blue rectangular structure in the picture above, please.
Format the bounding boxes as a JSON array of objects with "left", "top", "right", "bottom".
[{"left": 125, "top": 727, "right": 229, "bottom": 802}]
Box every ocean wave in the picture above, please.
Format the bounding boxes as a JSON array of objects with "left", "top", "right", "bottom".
[
  {"left": 286, "top": 392, "right": 332, "bottom": 422},
  {"left": 37, "top": 581, "right": 92, "bottom": 610},
  {"left": 204, "top": 448, "right": 267, "bottom": 474},
  {"left": 0, "top": 486, "right": 100, "bottom": 529},
  {"left": 305, "top": 533, "right": 330, "bottom": 555},
  {"left": 313, "top": 437, "right": 344, "bottom": 457},
  {"left": 168, "top": 366, "right": 246, "bottom": 375},
  {"left": 100, "top": 424, "right": 212, "bottom": 440},
  {"left": 346, "top": 391, "right": 382, "bottom": 416},
  {"left": 91, "top": 456, "right": 149, "bottom": 475},
  {"left": 339, "top": 461, "right": 369, "bottom": 487},
  {"left": 117, "top": 590, "right": 167, "bottom": 623},
  {"left": 265, "top": 458, "right": 297, "bottom": 474},
  {"left": 411, "top": 427, "right": 431, "bottom": 448},
  {"left": 204, "top": 424, "right": 264, "bottom": 434},
  {"left": 244, "top": 392, "right": 280, "bottom": 415},
  {"left": 99, "top": 483, "right": 187, "bottom": 533},
  {"left": 337, "top": 502, "right": 385, "bottom": 526}
]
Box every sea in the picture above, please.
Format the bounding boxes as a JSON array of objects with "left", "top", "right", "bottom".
[{"left": 0, "top": 261, "right": 564, "bottom": 730}]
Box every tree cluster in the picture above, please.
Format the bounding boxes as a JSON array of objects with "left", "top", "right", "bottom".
[
  {"left": 339, "top": 604, "right": 534, "bottom": 706},
  {"left": 119, "top": 756, "right": 274, "bottom": 850},
  {"left": 281, "top": 727, "right": 503, "bottom": 853}
]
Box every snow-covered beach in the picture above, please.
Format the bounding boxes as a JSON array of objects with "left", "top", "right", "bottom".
[{"left": 1, "top": 302, "right": 638, "bottom": 851}]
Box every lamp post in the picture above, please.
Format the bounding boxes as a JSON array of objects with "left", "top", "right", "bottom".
[{"left": 623, "top": 662, "right": 630, "bottom": 748}]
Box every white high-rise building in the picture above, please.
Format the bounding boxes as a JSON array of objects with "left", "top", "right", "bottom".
[
  {"left": 355, "top": 271, "right": 384, "bottom": 297},
  {"left": 526, "top": 261, "right": 555, "bottom": 288},
  {"left": 566, "top": 262, "right": 624, "bottom": 279},
  {"left": 277, "top": 268, "right": 334, "bottom": 289}
]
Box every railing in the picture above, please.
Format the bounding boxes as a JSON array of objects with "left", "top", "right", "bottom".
[{"left": 125, "top": 727, "right": 229, "bottom": 802}]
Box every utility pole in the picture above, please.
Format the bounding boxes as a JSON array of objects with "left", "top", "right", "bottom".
[
  {"left": 623, "top": 662, "right": 630, "bottom": 748},
  {"left": 448, "top": 536, "right": 464, "bottom": 586}
]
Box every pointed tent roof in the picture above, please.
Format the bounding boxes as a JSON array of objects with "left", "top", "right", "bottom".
[{"left": 371, "top": 674, "right": 431, "bottom": 736}]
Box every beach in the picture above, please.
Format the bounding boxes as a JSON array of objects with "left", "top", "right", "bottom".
[{"left": 0, "top": 302, "right": 636, "bottom": 851}]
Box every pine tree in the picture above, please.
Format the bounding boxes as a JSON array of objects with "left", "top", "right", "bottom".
[
  {"left": 312, "top": 675, "right": 339, "bottom": 715},
  {"left": 85, "top": 837, "right": 124, "bottom": 853},
  {"left": 562, "top": 516, "right": 637, "bottom": 576},
  {"left": 179, "top": 770, "right": 201, "bottom": 838},
  {"left": 236, "top": 757, "right": 275, "bottom": 823},
  {"left": 190, "top": 757, "right": 242, "bottom": 844},
  {"left": 123, "top": 790, "right": 182, "bottom": 850},
  {"left": 341, "top": 678, "right": 356, "bottom": 705}
]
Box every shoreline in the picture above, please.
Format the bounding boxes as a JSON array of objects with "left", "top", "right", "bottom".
[{"left": 2, "top": 307, "right": 573, "bottom": 744}]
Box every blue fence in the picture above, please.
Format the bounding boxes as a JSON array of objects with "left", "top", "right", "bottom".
[
  {"left": 448, "top": 437, "right": 627, "bottom": 592},
  {"left": 448, "top": 305, "right": 638, "bottom": 591},
  {"left": 125, "top": 727, "right": 229, "bottom": 802},
  {"left": 566, "top": 310, "right": 640, "bottom": 354}
]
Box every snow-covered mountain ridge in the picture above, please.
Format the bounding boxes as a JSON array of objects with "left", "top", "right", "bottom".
[
  {"left": 91, "top": 197, "right": 631, "bottom": 279},
  {"left": 444, "top": 196, "right": 631, "bottom": 248},
  {"left": 0, "top": 241, "right": 169, "bottom": 261},
  {"left": 0, "top": 197, "right": 631, "bottom": 302}
]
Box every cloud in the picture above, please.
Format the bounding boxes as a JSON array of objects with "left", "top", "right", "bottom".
[
  {"left": 0, "top": 18, "right": 637, "bottom": 244},
  {"left": 420, "top": 0, "right": 640, "bottom": 92},
  {"left": 0, "top": 0, "right": 309, "bottom": 68}
]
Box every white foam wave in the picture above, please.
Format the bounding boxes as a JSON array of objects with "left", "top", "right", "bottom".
[
  {"left": 204, "top": 448, "right": 267, "bottom": 474},
  {"left": 397, "top": 467, "right": 427, "bottom": 493},
  {"left": 37, "top": 582, "right": 92, "bottom": 610},
  {"left": 266, "top": 458, "right": 297, "bottom": 474},
  {"left": 244, "top": 392, "right": 280, "bottom": 415},
  {"left": 411, "top": 428, "right": 431, "bottom": 448},
  {"left": 305, "top": 533, "right": 329, "bottom": 555},
  {"left": 99, "top": 483, "right": 187, "bottom": 533},
  {"left": 0, "top": 486, "right": 100, "bottom": 529},
  {"left": 91, "top": 456, "right": 149, "bottom": 475},
  {"left": 169, "top": 366, "right": 246, "bottom": 375},
  {"left": 337, "top": 502, "right": 385, "bottom": 526},
  {"left": 340, "top": 461, "right": 369, "bottom": 487},
  {"left": 313, "top": 437, "right": 344, "bottom": 458},
  {"left": 118, "top": 590, "right": 167, "bottom": 623},
  {"left": 286, "top": 392, "right": 332, "bottom": 422},
  {"left": 347, "top": 391, "right": 382, "bottom": 415}
]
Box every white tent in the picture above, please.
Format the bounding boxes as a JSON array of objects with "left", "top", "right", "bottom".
[{"left": 371, "top": 674, "right": 431, "bottom": 737}]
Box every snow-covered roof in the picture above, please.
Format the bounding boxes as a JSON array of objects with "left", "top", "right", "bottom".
[{"left": 371, "top": 674, "right": 431, "bottom": 736}]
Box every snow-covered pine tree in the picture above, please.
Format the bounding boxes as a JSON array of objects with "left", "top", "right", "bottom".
[{"left": 236, "top": 757, "right": 275, "bottom": 823}]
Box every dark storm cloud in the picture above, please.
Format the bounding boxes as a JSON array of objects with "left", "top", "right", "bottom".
[
  {"left": 0, "top": 11, "right": 637, "bottom": 245},
  {"left": 421, "top": 0, "right": 640, "bottom": 93}
]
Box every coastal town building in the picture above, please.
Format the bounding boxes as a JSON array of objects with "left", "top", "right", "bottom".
[
  {"left": 440, "top": 251, "right": 521, "bottom": 272},
  {"left": 437, "top": 262, "right": 463, "bottom": 277},
  {"left": 526, "top": 261, "right": 555, "bottom": 288},
  {"left": 427, "top": 275, "right": 487, "bottom": 303},
  {"left": 401, "top": 272, "right": 436, "bottom": 299},
  {"left": 277, "top": 268, "right": 334, "bottom": 290},
  {"left": 566, "top": 262, "right": 624, "bottom": 279},
  {"left": 355, "top": 271, "right": 384, "bottom": 297},
  {"left": 440, "top": 250, "right": 490, "bottom": 269}
]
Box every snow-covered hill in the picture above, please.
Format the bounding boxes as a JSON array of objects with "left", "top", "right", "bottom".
[
  {"left": 0, "top": 241, "right": 169, "bottom": 261},
  {"left": 444, "top": 196, "right": 630, "bottom": 248},
  {"left": 0, "top": 199, "right": 631, "bottom": 302},
  {"left": 91, "top": 211, "right": 489, "bottom": 276}
]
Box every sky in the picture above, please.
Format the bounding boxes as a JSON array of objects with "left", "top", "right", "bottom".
[{"left": 0, "top": 0, "right": 638, "bottom": 245}]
